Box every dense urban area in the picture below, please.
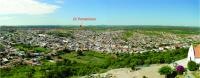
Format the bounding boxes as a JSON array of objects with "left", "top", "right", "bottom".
[{"left": 0, "top": 26, "right": 200, "bottom": 78}]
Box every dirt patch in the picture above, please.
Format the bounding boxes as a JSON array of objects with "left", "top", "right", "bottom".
[{"left": 82, "top": 64, "right": 166, "bottom": 78}]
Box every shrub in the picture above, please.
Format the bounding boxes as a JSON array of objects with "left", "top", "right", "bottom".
[
  {"left": 131, "top": 64, "right": 136, "bottom": 70},
  {"left": 63, "top": 48, "right": 71, "bottom": 53},
  {"left": 144, "top": 59, "right": 151, "bottom": 65},
  {"left": 143, "top": 76, "right": 148, "bottom": 78},
  {"left": 176, "top": 65, "right": 185, "bottom": 74},
  {"left": 77, "top": 51, "right": 84, "bottom": 56},
  {"left": 159, "top": 66, "right": 173, "bottom": 75},
  {"left": 187, "top": 61, "right": 199, "bottom": 71}
]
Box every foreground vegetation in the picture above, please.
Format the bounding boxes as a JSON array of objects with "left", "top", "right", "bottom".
[
  {"left": 14, "top": 44, "right": 52, "bottom": 53},
  {"left": 0, "top": 48, "right": 188, "bottom": 78},
  {"left": 159, "top": 61, "right": 200, "bottom": 78}
]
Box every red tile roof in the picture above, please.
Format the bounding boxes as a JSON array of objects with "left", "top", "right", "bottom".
[{"left": 194, "top": 44, "right": 200, "bottom": 58}]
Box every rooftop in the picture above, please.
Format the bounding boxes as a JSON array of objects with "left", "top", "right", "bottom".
[{"left": 194, "top": 44, "right": 200, "bottom": 58}]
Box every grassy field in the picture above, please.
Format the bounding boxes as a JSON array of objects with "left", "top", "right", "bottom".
[
  {"left": 192, "top": 71, "right": 200, "bottom": 78},
  {"left": 13, "top": 44, "right": 52, "bottom": 54}
]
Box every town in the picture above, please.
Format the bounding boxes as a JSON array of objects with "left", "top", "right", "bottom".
[{"left": 0, "top": 26, "right": 200, "bottom": 68}]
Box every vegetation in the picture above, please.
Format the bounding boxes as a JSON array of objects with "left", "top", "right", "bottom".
[
  {"left": 176, "top": 65, "right": 185, "bottom": 74},
  {"left": 158, "top": 66, "right": 178, "bottom": 78},
  {"left": 0, "top": 48, "right": 188, "bottom": 78},
  {"left": 0, "top": 44, "right": 5, "bottom": 51},
  {"left": 187, "top": 61, "right": 199, "bottom": 71},
  {"left": 143, "top": 76, "right": 148, "bottom": 78},
  {"left": 131, "top": 64, "right": 136, "bottom": 70},
  {"left": 192, "top": 71, "right": 200, "bottom": 78},
  {"left": 14, "top": 44, "right": 51, "bottom": 53},
  {"left": 159, "top": 66, "right": 173, "bottom": 75},
  {"left": 47, "top": 30, "right": 74, "bottom": 38},
  {"left": 175, "top": 75, "right": 184, "bottom": 78},
  {"left": 159, "top": 61, "right": 199, "bottom": 78},
  {"left": 122, "top": 31, "right": 133, "bottom": 41},
  {"left": 34, "top": 47, "right": 47, "bottom": 53}
]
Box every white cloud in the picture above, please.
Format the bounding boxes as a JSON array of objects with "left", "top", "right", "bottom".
[
  {"left": 0, "top": 0, "right": 60, "bottom": 15},
  {"left": 0, "top": 16, "right": 14, "bottom": 20}
]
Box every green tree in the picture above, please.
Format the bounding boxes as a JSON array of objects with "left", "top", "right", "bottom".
[{"left": 0, "top": 44, "right": 5, "bottom": 51}]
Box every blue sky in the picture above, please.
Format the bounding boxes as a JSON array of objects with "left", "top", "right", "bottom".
[{"left": 0, "top": 0, "right": 199, "bottom": 26}]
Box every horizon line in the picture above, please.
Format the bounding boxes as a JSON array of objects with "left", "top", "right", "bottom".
[{"left": 0, "top": 24, "right": 199, "bottom": 27}]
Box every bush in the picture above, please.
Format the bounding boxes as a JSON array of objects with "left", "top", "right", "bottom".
[
  {"left": 143, "top": 76, "right": 148, "bottom": 78},
  {"left": 77, "top": 51, "right": 84, "bottom": 56},
  {"left": 176, "top": 65, "right": 184, "bottom": 74},
  {"left": 63, "top": 48, "right": 71, "bottom": 53},
  {"left": 144, "top": 59, "right": 151, "bottom": 65},
  {"left": 187, "top": 61, "right": 199, "bottom": 71},
  {"left": 159, "top": 66, "right": 173, "bottom": 75},
  {"left": 131, "top": 64, "right": 136, "bottom": 70}
]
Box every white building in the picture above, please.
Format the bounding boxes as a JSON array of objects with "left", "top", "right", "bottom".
[{"left": 187, "top": 44, "right": 200, "bottom": 64}]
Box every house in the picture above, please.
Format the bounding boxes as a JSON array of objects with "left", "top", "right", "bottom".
[
  {"left": 38, "top": 34, "right": 46, "bottom": 37},
  {"left": 187, "top": 44, "right": 200, "bottom": 64}
]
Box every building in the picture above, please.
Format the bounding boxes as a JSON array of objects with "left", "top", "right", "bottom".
[{"left": 187, "top": 44, "right": 200, "bottom": 64}]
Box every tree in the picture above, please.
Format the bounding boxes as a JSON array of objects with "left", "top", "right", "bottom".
[
  {"left": 159, "top": 66, "right": 173, "bottom": 76},
  {"left": 0, "top": 44, "right": 5, "bottom": 51},
  {"left": 187, "top": 61, "right": 199, "bottom": 71}
]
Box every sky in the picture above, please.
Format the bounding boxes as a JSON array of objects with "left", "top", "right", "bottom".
[{"left": 0, "top": 0, "right": 199, "bottom": 26}]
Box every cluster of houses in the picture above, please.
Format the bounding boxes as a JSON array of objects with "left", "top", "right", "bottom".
[{"left": 0, "top": 29, "right": 200, "bottom": 67}]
